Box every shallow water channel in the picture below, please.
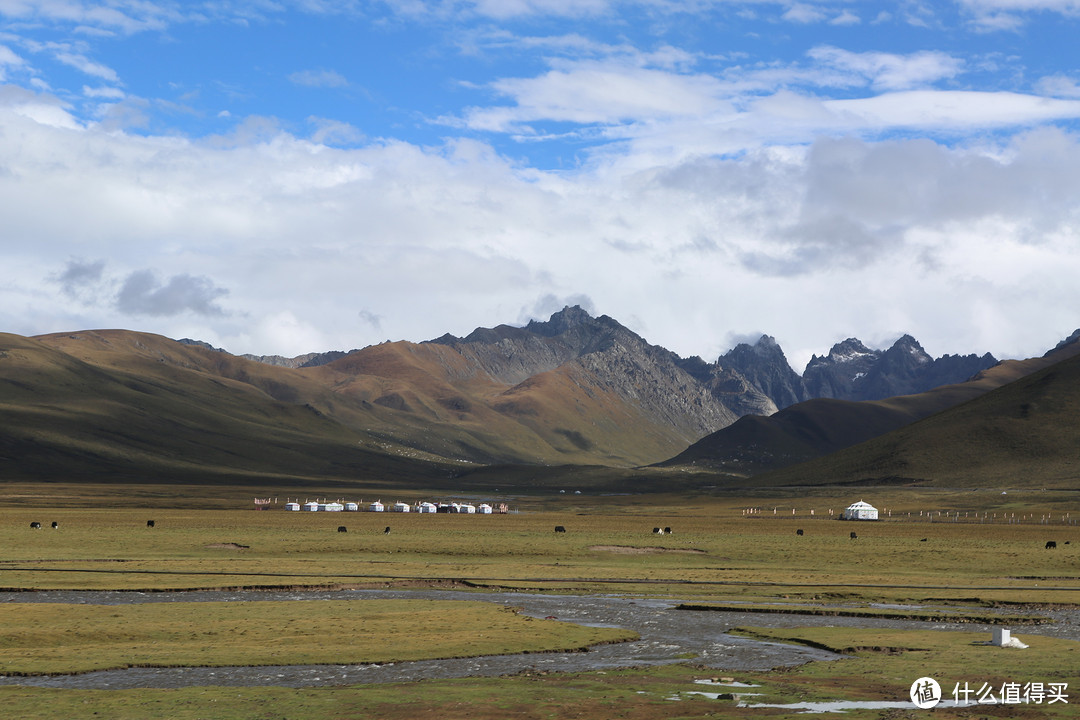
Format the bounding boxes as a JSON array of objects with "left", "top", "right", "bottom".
[{"left": 0, "top": 589, "right": 1074, "bottom": 689}]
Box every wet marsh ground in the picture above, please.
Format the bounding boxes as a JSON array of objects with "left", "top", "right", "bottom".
[{"left": 1, "top": 487, "right": 1079, "bottom": 717}]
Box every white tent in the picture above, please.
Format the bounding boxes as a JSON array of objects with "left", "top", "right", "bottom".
[{"left": 842, "top": 500, "right": 879, "bottom": 520}]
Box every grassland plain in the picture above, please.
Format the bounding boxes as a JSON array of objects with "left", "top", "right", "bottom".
[
  {"left": 0, "top": 599, "right": 634, "bottom": 675},
  {"left": 2, "top": 487, "right": 1080, "bottom": 718}
]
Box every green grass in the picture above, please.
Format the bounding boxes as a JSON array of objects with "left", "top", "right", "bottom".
[
  {"left": 731, "top": 626, "right": 1080, "bottom": 718},
  {"left": 2, "top": 490, "right": 1079, "bottom": 718},
  {"left": 2, "top": 628, "right": 1078, "bottom": 720},
  {"left": 676, "top": 602, "right": 1053, "bottom": 624},
  {"left": 0, "top": 665, "right": 729, "bottom": 720},
  {"left": 0, "top": 599, "right": 634, "bottom": 675},
  {"left": 2, "top": 502, "right": 1079, "bottom": 605}
]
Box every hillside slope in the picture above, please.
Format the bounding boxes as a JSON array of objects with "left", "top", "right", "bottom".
[
  {"left": 0, "top": 331, "right": 446, "bottom": 485},
  {"left": 663, "top": 338, "right": 1080, "bottom": 477},
  {"left": 748, "top": 341, "right": 1080, "bottom": 489}
]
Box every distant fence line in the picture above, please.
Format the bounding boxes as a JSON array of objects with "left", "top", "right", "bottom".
[{"left": 741, "top": 507, "right": 1078, "bottom": 525}]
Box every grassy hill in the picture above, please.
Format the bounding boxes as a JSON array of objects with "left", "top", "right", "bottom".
[
  {"left": 661, "top": 342, "right": 1080, "bottom": 479},
  {"left": 0, "top": 331, "right": 457, "bottom": 487},
  {"left": 4, "top": 327, "right": 1079, "bottom": 494},
  {"left": 0, "top": 329, "right": 707, "bottom": 489},
  {"left": 750, "top": 347, "right": 1080, "bottom": 489}
]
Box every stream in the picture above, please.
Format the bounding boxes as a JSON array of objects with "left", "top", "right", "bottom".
[{"left": 0, "top": 589, "right": 1074, "bottom": 689}]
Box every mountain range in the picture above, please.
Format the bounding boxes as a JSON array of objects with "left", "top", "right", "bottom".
[{"left": 1, "top": 307, "right": 1075, "bottom": 490}]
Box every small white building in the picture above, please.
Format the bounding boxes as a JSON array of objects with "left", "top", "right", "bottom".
[
  {"left": 323, "top": 502, "right": 344, "bottom": 512},
  {"left": 345, "top": 502, "right": 359, "bottom": 512},
  {"left": 284, "top": 502, "right": 301, "bottom": 512},
  {"left": 478, "top": 503, "right": 493, "bottom": 514},
  {"left": 458, "top": 503, "right": 476, "bottom": 514},
  {"left": 417, "top": 502, "right": 437, "bottom": 513},
  {"left": 842, "top": 500, "right": 879, "bottom": 521},
  {"left": 369, "top": 501, "right": 384, "bottom": 512},
  {"left": 392, "top": 501, "right": 411, "bottom": 513},
  {"left": 303, "top": 501, "right": 321, "bottom": 512}
]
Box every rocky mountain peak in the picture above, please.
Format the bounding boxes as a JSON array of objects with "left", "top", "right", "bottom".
[
  {"left": 524, "top": 305, "right": 599, "bottom": 337},
  {"left": 825, "top": 338, "right": 876, "bottom": 364},
  {"left": 889, "top": 334, "right": 931, "bottom": 363},
  {"left": 1049, "top": 329, "right": 1080, "bottom": 356},
  {"left": 718, "top": 334, "right": 806, "bottom": 410}
]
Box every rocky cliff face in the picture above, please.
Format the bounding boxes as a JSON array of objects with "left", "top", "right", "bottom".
[
  {"left": 427, "top": 306, "right": 738, "bottom": 442},
  {"left": 803, "top": 335, "right": 997, "bottom": 402},
  {"left": 718, "top": 335, "right": 808, "bottom": 410},
  {"left": 235, "top": 307, "right": 999, "bottom": 462}
]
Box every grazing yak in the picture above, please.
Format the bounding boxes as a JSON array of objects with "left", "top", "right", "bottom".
[
  {"left": 850, "top": 531, "right": 858, "bottom": 539},
  {"left": 29, "top": 521, "right": 41, "bottom": 529},
  {"left": 554, "top": 525, "right": 566, "bottom": 533},
  {"left": 384, "top": 526, "right": 391, "bottom": 535},
  {"left": 337, "top": 526, "right": 347, "bottom": 533},
  {"left": 653, "top": 528, "right": 661, "bottom": 534},
  {"left": 51, "top": 521, "right": 58, "bottom": 529},
  {"left": 1046, "top": 540, "right": 1057, "bottom": 549},
  {"left": 146, "top": 520, "right": 155, "bottom": 528},
  {"left": 796, "top": 529, "right": 804, "bottom": 536},
  {"left": 664, "top": 527, "right": 672, "bottom": 534}
]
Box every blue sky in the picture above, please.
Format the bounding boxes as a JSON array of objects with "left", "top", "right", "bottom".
[{"left": 3, "top": 1, "right": 1080, "bottom": 370}]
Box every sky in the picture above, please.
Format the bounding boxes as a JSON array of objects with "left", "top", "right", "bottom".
[{"left": 2, "top": 1, "right": 1080, "bottom": 372}]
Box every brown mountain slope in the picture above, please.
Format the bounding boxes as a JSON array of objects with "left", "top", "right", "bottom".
[
  {"left": 1, "top": 331, "right": 446, "bottom": 485},
  {"left": 661, "top": 339, "right": 1080, "bottom": 477},
  {"left": 749, "top": 345, "right": 1080, "bottom": 489},
  {"left": 5, "top": 323, "right": 728, "bottom": 486},
  {"left": 306, "top": 337, "right": 733, "bottom": 465}
]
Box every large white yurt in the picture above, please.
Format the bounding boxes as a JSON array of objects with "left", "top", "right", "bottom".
[
  {"left": 369, "top": 501, "right": 384, "bottom": 512},
  {"left": 477, "top": 503, "right": 493, "bottom": 514},
  {"left": 323, "top": 502, "right": 344, "bottom": 512},
  {"left": 392, "top": 501, "right": 411, "bottom": 513},
  {"left": 284, "top": 502, "right": 301, "bottom": 512},
  {"left": 417, "top": 502, "right": 437, "bottom": 513},
  {"left": 842, "top": 500, "right": 879, "bottom": 521},
  {"left": 345, "top": 502, "right": 359, "bottom": 512},
  {"left": 303, "top": 501, "right": 321, "bottom": 512}
]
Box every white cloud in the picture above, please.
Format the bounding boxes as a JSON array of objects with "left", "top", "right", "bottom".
[
  {"left": 288, "top": 69, "right": 349, "bottom": 88},
  {"left": 1037, "top": 74, "right": 1080, "bottom": 98},
  {"left": 830, "top": 9, "right": 861, "bottom": 25},
  {"left": 782, "top": 3, "right": 827, "bottom": 23},
  {"left": 823, "top": 90, "right": 1080, "bottom": 130},
  {"left": 0, "top": 43, "right": 25, "bottom": 79},
  {"left": 958, "top": 0, "right": 1080, "bottom": 29},
  {"left": 307, "top": 116, "right": 365, "bottom": 145},
  {"left": 807, "top": 46, "right": 964, "bottom": 90},
  {"left": 83, "top": 85, "right": 125, "bottom": 99},
  {"left": 55, "top": 51, "right": 120, "bottom": 82},
  {"left": 462, "top": 63, "right": 732, "bottom": 132},
  {"left": 4, "top": 87, "right": 1080, "bottom": 365}
]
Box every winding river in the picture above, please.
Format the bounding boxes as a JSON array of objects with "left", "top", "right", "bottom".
[{"left": 0, "top": 589, "right": 1074, "bottom": 689}]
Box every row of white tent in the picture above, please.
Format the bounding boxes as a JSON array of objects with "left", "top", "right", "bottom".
[{"left": 285, "top": 501, "right": 496, "bottom": 514}]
